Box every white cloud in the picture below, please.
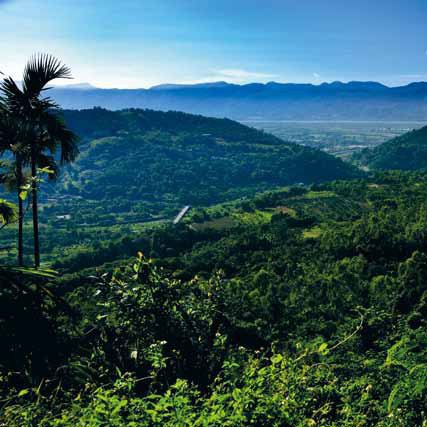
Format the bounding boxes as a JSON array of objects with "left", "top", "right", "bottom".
[
  {"left": 312, "top": 72, "right": 321, "bottom": 79},
  {"left": 399, "top": 74, "right": 427, "bottom": 79},
  {"left": 376, "top": 73, "right": 427, "bottom": 87},
  {"left": 180, "top": 68, "right": 279, "bottom": 85},
  {"left": 217, "top": 69, "right": 278, "bottom": 80}
]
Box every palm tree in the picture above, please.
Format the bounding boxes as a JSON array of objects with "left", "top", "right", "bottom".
[
  {"left": 0, "top": 106, "right": 28, "bottom": 265},
  {"left": 0, "top": 154, "right": 59, "bottom": 266},
  {"left": 0, "top": 198, "right": 17, "bottom": 231},
  {"left": 0, "top": 54, "right": 78, "bottom": 268}
]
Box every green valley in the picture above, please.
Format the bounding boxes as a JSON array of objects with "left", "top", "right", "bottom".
[
  {"left": 1, "top": 108, "right": 362, "bottom": 266},
  {"left": 1, "top": 49, "right": 427, "bottom": 427}
]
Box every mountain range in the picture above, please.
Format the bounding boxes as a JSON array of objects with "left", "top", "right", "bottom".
[{"left": 50, "top": 81, "right": 427, "bottom": 121}]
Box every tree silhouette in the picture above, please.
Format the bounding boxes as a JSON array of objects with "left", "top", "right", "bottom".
[{"left": 0, "top": 54, "right": 78, "bottom": 267}]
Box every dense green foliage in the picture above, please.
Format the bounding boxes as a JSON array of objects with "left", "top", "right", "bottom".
[
  {"left": 0, "top": 198, "right": 17, "bottom": 226},
  {"left": 0, "top": 108, "right": 360, "bottom": 266},
  {"left": 0, "top": 108, "right": 362, "bottom": 266},
  {"left": 2, "top": 171, "right": 427, "bottom": 425},
  {"left": 59, "top": 108, "right": 361, "bottom": 214},
  {"left": 354, "top": 125, "right": 427, "bottom": 171},
  {"left": 3, "top": 53, "right": 427, "bottom": 426}
]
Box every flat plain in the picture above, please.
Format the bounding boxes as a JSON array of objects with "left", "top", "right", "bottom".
[{"left": 244, "top": 120, "right": 427, "bottom": 159}]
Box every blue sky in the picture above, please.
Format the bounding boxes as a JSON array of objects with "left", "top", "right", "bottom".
[{"left": 1, "top": 0, "right": 426, "bottom": 88}]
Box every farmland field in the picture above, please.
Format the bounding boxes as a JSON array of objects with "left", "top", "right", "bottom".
[{"left": 244, "top": 121, "right": 427, "bottom": 159}]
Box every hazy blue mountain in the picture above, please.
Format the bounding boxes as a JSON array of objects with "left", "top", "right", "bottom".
[{"left": 50, "top": 81, "right": 427, "bottom": 120}]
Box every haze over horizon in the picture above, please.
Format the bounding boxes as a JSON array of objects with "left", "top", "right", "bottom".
[
  {"left": 53, "top": 79, "right": 427, "bottom": 91},
  {"left": 1, "top": 0, "right": 426, "bottom": 89}
]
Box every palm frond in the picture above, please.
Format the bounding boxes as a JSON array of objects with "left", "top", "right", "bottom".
[
  {"left": 0, "top": 198, "right": 17, "bottom": 225},
  {"left": 39, "top": 110, "right": 79, "bottom": 163},
  {"left": 37, "top": 153, "right": 59, "bottom": 180},
  {"left": 0, "top": 106, "right": 32, "bottom": 155},
  {"left": 0, "top": 76, "right": 27, "bottom": 113},
  {"left": 0, "top": 106, "right": 18, "bottom": 152},
  {"left": 0, "top": 160, "right": 18, "bottom": 191},
  {"left": 32, "top": 96, "right": 60, "bottom": 112},
  {"left": 23, "top": 53, "right": 72, "bottom": 99}
]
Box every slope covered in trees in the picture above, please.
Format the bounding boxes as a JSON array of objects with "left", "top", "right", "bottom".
[
  {"left": 2, "top": 53, "right": 427, "bottom": 427},
  {"left": 58, "top": 108, "right": 361, "bottom": 214},
  {"left": 354, "top": 125, "right": 427, "bottom": 170},
  {"left": 2, "top": 65, "right": 426, "bottom": 426},
  {"left": 3, "top": 171, "right": 427, "bottom": 425},
  {"left": 0, "top": 107, "right": 362, "bottom": 267}
]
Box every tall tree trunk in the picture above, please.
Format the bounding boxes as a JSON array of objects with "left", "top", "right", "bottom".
[
  {"left": 30, "top": 144, "right": 40, "bottom": 268},
  {"left": 16, "top": 154, "right": 24, "bottom": 267}
]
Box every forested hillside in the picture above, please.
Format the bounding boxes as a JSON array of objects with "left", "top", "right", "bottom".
[
  {"left": 1, "top": 58, "right": 426, "bottom": 427},
  {"left": 1, "top": 3, "right": 426, "bottom": 423},
  {"left": 0, "top": 108, "right": 361, "bottom": 266},
  {"left": 3, "top": 171, "right": 427, "bottom": 425},
  {"left": 59, "top": 108, "right": 361, "bottom": 213},
  {"left": 354, "top": 125, "right": 427, "bottom": 170}
]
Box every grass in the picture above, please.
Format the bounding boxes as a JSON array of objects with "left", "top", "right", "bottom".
[
  {"left": 303, "top": 226, "right": 323, "bottom": 239},
  {"left": 233, "top": 210, "right": 273, "bottom": 225},
  {"left": 304, "top": 191, "right": 337, "bottom": 199}
]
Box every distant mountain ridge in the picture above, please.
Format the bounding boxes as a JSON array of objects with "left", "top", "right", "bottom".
[{"left": 50, "top": 81, "right": 427, "bottom": 120}]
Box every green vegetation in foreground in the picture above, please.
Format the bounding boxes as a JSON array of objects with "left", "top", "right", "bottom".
[
  {"left": 354, "top": 125, "right": 427, "bottom": 171},
  {"left": 2, "top": 171, "right": 427, "bottom": 425},
  {"left": 1, "top": 55, "right": 427, "bottom": 427}
]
